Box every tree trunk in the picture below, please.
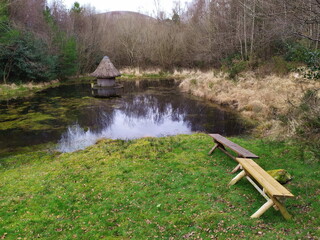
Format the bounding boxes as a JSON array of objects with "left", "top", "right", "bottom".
[
  {"left": 243, "top": 2, "right": 248, "bottom": 60},
  {"left": 250, "top": 0, "right": 256, "bottom": 58}
]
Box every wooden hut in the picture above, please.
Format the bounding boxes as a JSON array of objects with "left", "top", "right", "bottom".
[{"left": 90, "top": 56, "right": 121, "bottom": 87}]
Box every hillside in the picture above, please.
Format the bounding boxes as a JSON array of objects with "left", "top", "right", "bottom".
[{"left": 96, "top": 11, "right": 155, "bottom": 21}]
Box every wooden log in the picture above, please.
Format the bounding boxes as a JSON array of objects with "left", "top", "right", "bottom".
[
  {"left": 208, "top": 144, "right": 218, "bottom": 155},
  {"left": 251, "top": 199, "right": 274, "bottom": 218},
  {"left": 229, "top": 170, "right": 246, "bottom": 186}
]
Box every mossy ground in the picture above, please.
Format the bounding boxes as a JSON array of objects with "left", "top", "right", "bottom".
[
  {"left": 0, "top": 134, "right": 319, "bottom": 239},
  {"left": 0, "top": 96, "right": 93, "bottom": 132}
]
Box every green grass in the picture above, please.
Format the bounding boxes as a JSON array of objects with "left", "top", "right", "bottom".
[{"left": 0, "top": 134, "right": 319, "bottom": 239}]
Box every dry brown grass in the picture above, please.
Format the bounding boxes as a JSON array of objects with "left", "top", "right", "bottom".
[
  {"left": 120, "top": 67, "right": 162, "bottom": 76},
  {"left": 120, "top": 67, "right": 199, "bottom": 77},
  {"left": 179, "top": 71, "right": 320, "bottom": 138}
]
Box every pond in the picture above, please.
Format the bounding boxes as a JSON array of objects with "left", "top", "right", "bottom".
[{"left": 0, "top": 79, "right": 249, "bottom": 154}]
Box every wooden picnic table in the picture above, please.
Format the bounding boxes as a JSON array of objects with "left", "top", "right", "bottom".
[
  {"left": 207, "top": 134, "right": 293, "bottom": 220},
  {"left": 229, "top": 158, "right": 294, "bottom": 220}
]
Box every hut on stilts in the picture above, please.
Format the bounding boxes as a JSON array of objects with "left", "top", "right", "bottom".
[
  {"left": 90, "top": 56, "right": 122, "bottom": 98},
  {"left": 91, "top": 56, "right": 121, "bottom": 87}
]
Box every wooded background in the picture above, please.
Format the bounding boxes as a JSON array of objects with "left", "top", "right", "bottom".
[{"left": 0, "top": 0, "right": 319, "bottom": 82}]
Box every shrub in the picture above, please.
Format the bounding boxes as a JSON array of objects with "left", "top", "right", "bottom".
[
  {"left": 222, "top": 54, "right": 249, "bottom": 79},
  {"left": 271, "top": 56, "right": 291, "bottom": 76},
  {"left": 0, "top": 32, "right": 58, "bottom": 83},
  {"left": 285, "top": 43, "right": 320, "bottom": 80},
  {"left": 0, "top": 4, "right": 60, "bottom": 83},
  {"left": 228, "top": 60, "right": 248, "bottom": 79},
  {"left": 56, "top": 37, "right": 78, "bottom": 79}
]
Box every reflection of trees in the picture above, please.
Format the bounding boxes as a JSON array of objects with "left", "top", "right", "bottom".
[
  {"left": 120, "top": 94, "right": 177, "bottom": 124},
  {"left": 75, "top": 101, "right": 116, "bottom": 132},
  {"left": 118, "top": 80, "right": 246, "bottom": 136}
]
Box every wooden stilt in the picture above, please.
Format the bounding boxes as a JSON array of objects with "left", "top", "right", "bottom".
[
  {"left": 229, "top": 170, "right": 246, "bottom": 186},
  {"left": 208, "top": 144, "right": 218, "bottom": 155},
  {"left": 251, "top": 199, "right": 274, "bottom": 218}
]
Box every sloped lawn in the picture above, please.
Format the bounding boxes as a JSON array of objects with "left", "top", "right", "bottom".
[{"left": 0, "top": 134, "right": 319, "bottom": 239}]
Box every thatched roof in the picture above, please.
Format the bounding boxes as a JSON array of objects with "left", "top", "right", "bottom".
[{"left": 90, "top": 56, "right": 121, "bottom": 78}]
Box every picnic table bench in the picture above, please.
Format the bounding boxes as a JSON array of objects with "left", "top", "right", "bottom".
[
  {"left": 229, "top": 158, "right": 294, "bottom": 220},
  {"left": 207, "top": 134, "right": 294, "bottom": 220},
  {"left": 208, "top": 133, "right": 259, "bottom": 173}
]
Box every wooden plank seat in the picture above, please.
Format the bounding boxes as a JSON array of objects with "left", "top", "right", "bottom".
[
  {"left": 229, "top": 158, "right": 294, "bottom": 220},
  {"left": 208, "top": 133, "right": 259, "bottom": 173}
]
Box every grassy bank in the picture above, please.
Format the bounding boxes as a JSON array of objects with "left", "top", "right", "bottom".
[
  {"left": 179, "top": 71, "right": 320, "bottom": 138},
  {"left": 0, "top": 134, "right": 319, "bottom": 239},
  {"left": 0, "top": 80, "right": 60, "bottom": 101}
]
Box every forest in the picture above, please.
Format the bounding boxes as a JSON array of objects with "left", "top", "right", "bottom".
[{"left": 0, "top": 0, "right": 319, "bottom": 82}]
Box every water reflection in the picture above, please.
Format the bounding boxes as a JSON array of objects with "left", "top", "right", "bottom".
[
  {"left": 58, "top": 107, "right": 190, "bottom": 152},
  {"left": 0, "top": 79, "right": 248, "bottom": 154},
  {"left": 58, "top": 80, "right": 246, "bottom": 152},
  {"left": 91, "top": 84, "right": 123, "bottom": 98}
]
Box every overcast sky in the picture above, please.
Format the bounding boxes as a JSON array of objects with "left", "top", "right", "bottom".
[{"left": 48, "top": 0, "right": 193, "bottom": 16}]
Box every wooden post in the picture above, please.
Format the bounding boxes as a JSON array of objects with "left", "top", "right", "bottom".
[
  {"left": 251, "top": 199, "right": 274, "bottom": 218},
  {"left": 208, "top": 144, "right": 218, "bottom": 155},
  {"left": 229, "top": 170, "right": 246, "bottom": 186},
  {"left": 246, "top": 176, "right": 269, "bottom": 201},
  {"left": 217, "top": 146, "right": 237, "bottom": 161},
  {"left": 270, "top": 196, "right": 292, "bottom": 220},
  {"left": 231, "top": 164, "right": 241, "bottom": 173}
]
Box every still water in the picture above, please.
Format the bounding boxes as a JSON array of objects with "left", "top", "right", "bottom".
[{"left": 0, "top": 79, "right": 248, "bottom": 153}]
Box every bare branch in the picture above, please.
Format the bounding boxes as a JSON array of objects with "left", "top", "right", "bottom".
[{"left": 294, "top": 32, "right": 320, "bottom": 42}]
